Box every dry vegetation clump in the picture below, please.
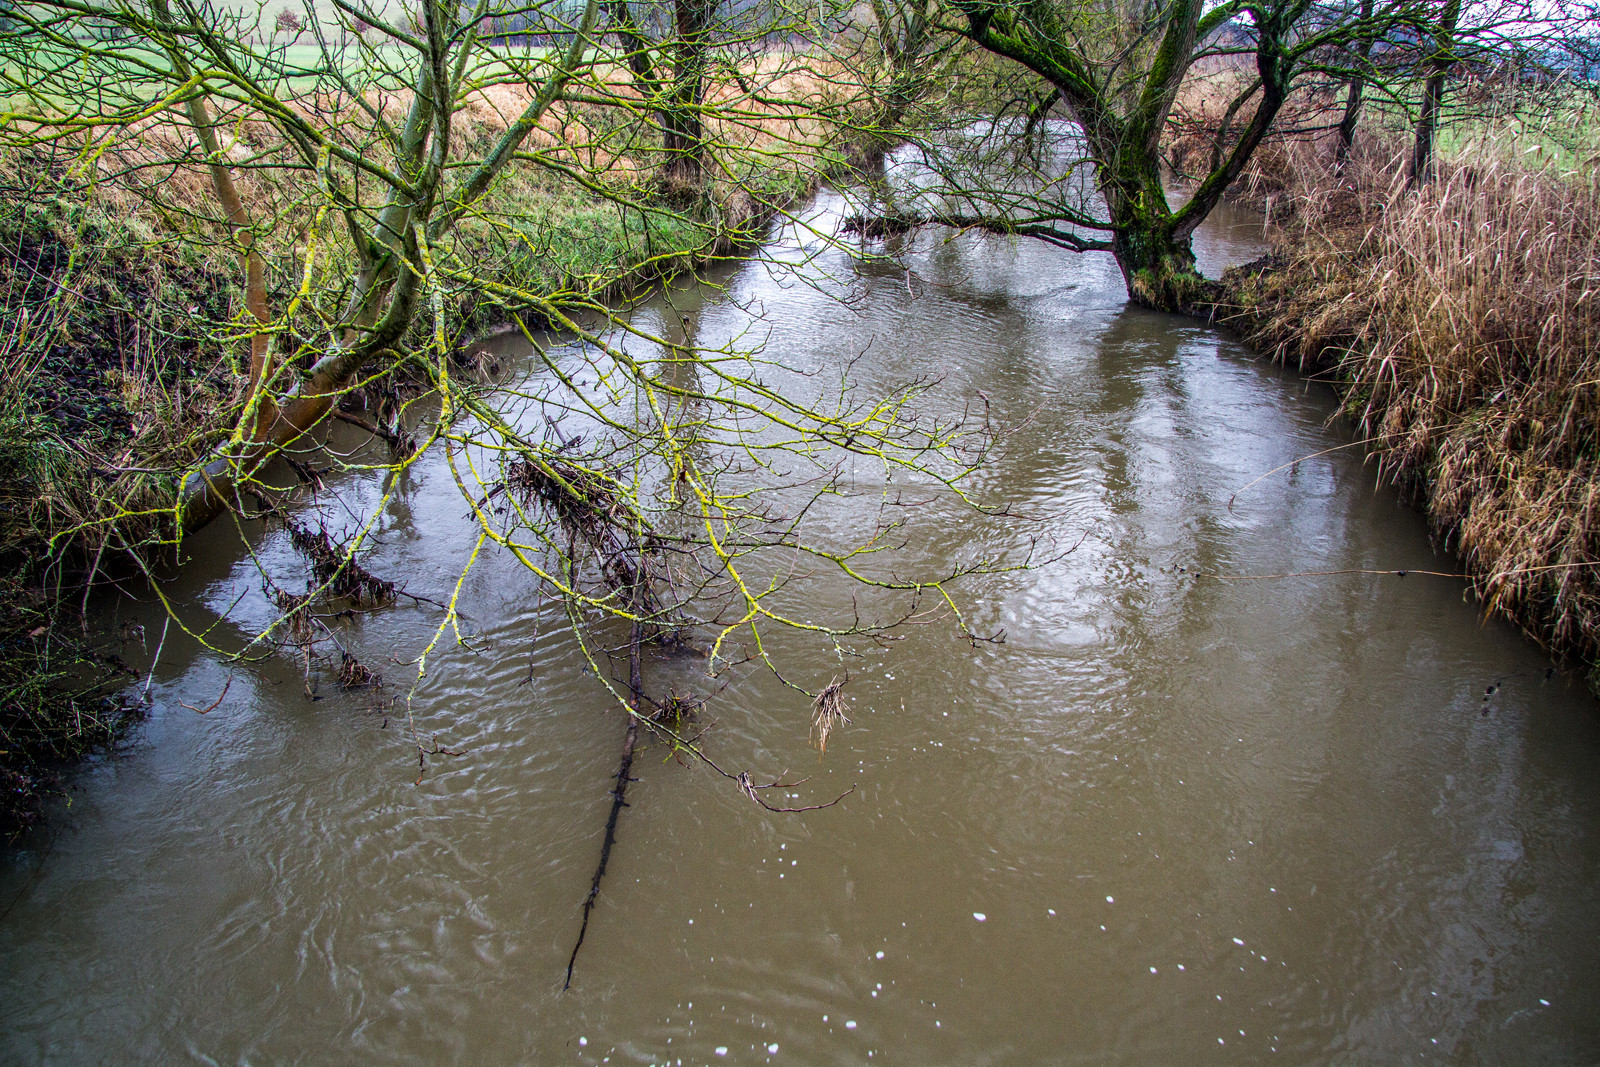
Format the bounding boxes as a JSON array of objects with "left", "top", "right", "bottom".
[
  {"left": 507, "top": 455, "right": 635, "bottom": 545},
  {"left": 283, "top": 518, "right": 397, "bottom": 606},
  {"left": 810, "top": 675, "right": 850, "bottom": 753},
  {"left": 505, "top": 454, "right": 673, "bottom": 613},
  {"left": 1221, "top": 133, "right": 1600, "bottom": 676},
  {"left": 337, "top": 650, "right": 378, "bottom": 689}
]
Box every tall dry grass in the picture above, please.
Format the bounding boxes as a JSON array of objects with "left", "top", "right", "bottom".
[{"left": 1223, "top": 134, "right": 1600, "bottom": 672}]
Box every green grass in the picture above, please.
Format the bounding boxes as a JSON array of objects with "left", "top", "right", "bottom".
[{"left": 1434, "top": 95, "right": 1600, "bottom": 174}]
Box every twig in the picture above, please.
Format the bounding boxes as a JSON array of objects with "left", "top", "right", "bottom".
[
  {"left": 178, "top": 674, "right": 233, "bottom": 715},
  {"left": 738, "top": 772, "right": 856, "bottom": 813},
  {"left": 1226, "top": 438, "right": 1377, "bottom": 510},
  {"left": 80, "top": 538, "right": 107, "bottom": 634},
  {"left": 140, "top": 615, "right": 169, "bottom": 706},
  {"left": 520, "top": 586, "right": 546, "bottom": 686},
  {"left": 1198, "top": 566, "right": 1463, "bottom": 580},
  {"left": 397, "top": 588, "right": 450, "bottom": 609}
]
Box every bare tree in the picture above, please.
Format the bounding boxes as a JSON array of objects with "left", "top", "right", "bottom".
[{"left": 0, "top": 0, "right": 1014, "bottom": 758}]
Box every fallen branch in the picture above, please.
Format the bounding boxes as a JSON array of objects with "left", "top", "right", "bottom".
[
  {"left": 564, "top": 611, "right": 645, "bottom": 991},
  {"left": 333, "top": 408, "right": 414, "bottom": 456}
]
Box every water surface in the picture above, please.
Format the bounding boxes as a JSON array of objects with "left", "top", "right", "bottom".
[{"left": 3, "top": 195, "right": 1599, "bottom": 1065}]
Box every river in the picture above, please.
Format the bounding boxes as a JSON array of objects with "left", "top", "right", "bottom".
[{"left": 3, "top": 192, "right": 1599, "bottom": 1065}]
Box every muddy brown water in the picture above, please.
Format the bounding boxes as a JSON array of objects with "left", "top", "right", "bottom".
[{"left": 4, "top": 194, "right": 1600, "bottom": 1066}]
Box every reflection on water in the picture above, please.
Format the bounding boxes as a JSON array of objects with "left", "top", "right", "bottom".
[{"left": 3, "top": 194, "right": 1599, "bottom": 1066}]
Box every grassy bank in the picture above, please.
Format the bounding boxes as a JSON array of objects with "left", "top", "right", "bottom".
[{"left": 1213, "top": 132, "right": 1600, "bottom": 684}]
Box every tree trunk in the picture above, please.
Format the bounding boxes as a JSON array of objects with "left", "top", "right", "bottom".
[
  {"left": 1110, "top": 224, "right": 1206, "bottom": 311},
  {"left": 150, "top": 0, "right": 275, "bottom": 438},
  {"left": 660, "top": 113, "right": 703, "bottom": 193},
  {"left": 659, "top": 0, "right": 713, "bottom": 201},
  {"left": 1100, "top": 150, "right": 1207, "bottom": 311},
  {"left": 1335, "top": 0, "right": 1375, "bottom": 174},
  {"left": 1410, "top": 71, "right": 1447, "bottom": 185},
  {"left": 1335, "top": 77, "right": 1365, "bottom": 171},
  {"left": 1409, "top": 0, "right": 1461, "bottom": 187}
]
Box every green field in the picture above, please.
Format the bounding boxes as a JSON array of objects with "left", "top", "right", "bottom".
[{"left": 2, "top": 35, "right": 582, "bottom": 118}]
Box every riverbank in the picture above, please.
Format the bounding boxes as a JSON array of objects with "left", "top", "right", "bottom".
[{"left": 1215, "top": 137, "right": 1600, "bottom": 686}]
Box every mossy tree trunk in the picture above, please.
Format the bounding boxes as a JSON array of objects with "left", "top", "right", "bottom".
[
  {"left": 1108, "top": 218, "right": 1206, "bottom": 310},
  {"left": 1097, "top": 144, "right": 1208, "bottom": 309},
  {"left": 608, "top": 0, "right": 719, "bottom": 201},
  {"left": 938, "top": 0, "right": 1387, "bottom": 312}
]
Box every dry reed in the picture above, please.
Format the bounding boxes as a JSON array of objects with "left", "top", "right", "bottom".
[{"left": 810, "top": 675, "right": 850, "bottom": 753}]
